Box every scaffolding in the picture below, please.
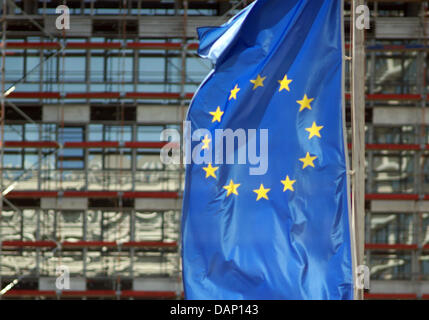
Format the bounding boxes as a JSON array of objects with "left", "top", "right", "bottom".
[{"left": 0, "top": 0, "right": 428, "bottom": 299}]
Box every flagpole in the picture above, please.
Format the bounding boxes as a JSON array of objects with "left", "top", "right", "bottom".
[{"left": 351, "top": 0, "right": 366, "bottom": 300}]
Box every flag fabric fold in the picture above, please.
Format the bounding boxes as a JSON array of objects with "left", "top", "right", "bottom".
[{"left": 182, "top": 0, "right": 353, "bottom": 300}]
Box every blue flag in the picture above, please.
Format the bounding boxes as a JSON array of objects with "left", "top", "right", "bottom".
[{"left": 181, "top": 0, "right": 354, "bottom": 300}]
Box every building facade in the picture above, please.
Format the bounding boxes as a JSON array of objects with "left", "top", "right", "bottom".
[{"left": 0, "top": 0, "right": 428, "bottom": 299}]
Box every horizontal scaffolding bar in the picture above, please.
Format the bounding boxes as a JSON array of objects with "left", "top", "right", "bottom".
[
  {"left": 365, "top": 194, "right": 424, "bottom": 201},
  {"left": 5, "top": 191, "right": 180, "bottom": 199},
  {"left": 7, "top": 92, "right": 192, "bottom": 100},
  {"left": 2, "top": 141, "right": 424, "bottom": 151},
  {"left": 365, "top": 243, "right": 421, "bottom": 251},
  {"left": 5, "top": 42, "right": 429, "bottom": 52},
  {"left": 3, "top": 291, "right": 425, "bottom": 299},
  {"left": 2, "top": 192, "right": 429, "bottom": 201},
  {"left": 347, "top": 143, "right": 429, "bottom": 151},
  {"left": 364, "top": 293, "right": 419, "bottom": 300},
  {"left": 3, "top": 141, "right": 176, "bottom": 149},
  {"left": 3, "top": 290, "right": 178, "bottom": 299},
  {"left": 7, "top": 92, "right": 429, "bottom": 101},
  {"left": 1, "top": 240, "right": 178, "bottom": 249},
  {"left": 2, "top": 241, "right": 425, "bottom": 251}
]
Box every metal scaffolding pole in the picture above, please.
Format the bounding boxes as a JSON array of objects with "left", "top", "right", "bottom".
[
  {"left": 178, "top": 0, "right": 189, "bottom": 299},
  {"left": 351, "top": 0, "right": 366, "bottom": 300},
  {"left": 0, "top": 0, "right": 7, "bottom": 297}
]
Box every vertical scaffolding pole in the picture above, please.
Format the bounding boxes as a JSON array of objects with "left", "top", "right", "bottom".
[
  {"left": 0, "top": 0, "right": 7, "bottom": 295},
  {"left": 177, "top": 0, "right": 188, "bottom": 299},
  {"left": 416, "top": 3, "right": 428, "bottom": 296},
  {"left": 351, "top": 0, "right": 366, "bottom": 300}
]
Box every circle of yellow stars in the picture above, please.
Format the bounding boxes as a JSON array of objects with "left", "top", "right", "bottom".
[{"left": 201, "top": 73, "right": 324, "bottom": 202}]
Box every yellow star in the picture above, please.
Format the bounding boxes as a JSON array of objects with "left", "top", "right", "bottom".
[
  {"left": 223, "top": 179, "right": 240, "bottom": 197},
  {"left": 278, "top": 74, "right": 292, "bottom": 92},
  {"left": 201, "top": 135, "right": 211, "bottom": 150},
  {"left": 229, "top": 84, "right": 240, "bottom": 100},
  {"left": 299, "top": 152, "right": 317, "bottom": 169},
  {"left": 250, "top": 74, "right": 266, "bottom": 90},
  {"left": 305, "top": 122, "right": 324, "bottom": 139},
  {"left": 203, "top": 163, "right": 219, "bottom": 179},
  {"left": 281, "top": 175, "right": 296, "bottom": 192},
  {"left": 209, "top": 106, "right": 224, "bottom": 123},
  {"left": 297, "top": 94, "right": 314, "bottom": 112},
  {"left": 253, "top": 184, "right": 270, "bottom": 201}
]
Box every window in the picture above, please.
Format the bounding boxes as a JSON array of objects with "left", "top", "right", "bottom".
[
  {"left": 370, "top": 253, "right": 412, "bottom": 280},
  {"left": 57, "top": 126, "right": 85, "bottom": 169},
  {"left": 372, "top": 151, "right": 414, "bottom": 193},
  {"left": 369, "top": 213, "right": 414, "bottom": 244}
]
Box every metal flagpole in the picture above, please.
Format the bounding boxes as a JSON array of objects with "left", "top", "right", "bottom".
[{"left": 351, "top": 0, "right": 366, "bottom": 300}]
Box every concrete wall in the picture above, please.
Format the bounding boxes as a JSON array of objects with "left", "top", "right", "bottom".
[
  {"left": 44, "top": 16, "right": 92, "bottom": 37},
  {"left": 373, "top": 107, "right": 429, "bottom": 125},
  {"left": 133, "top": 277, "right": 180, "bottom": 292},
  {"left": 39, "top": 277, "right": 86, "bottom": 291},
  {"left": 371, "top": 280, "right": 429, "bottom": 296},
  {"left": 135, "top": 198, "right": 181, "bottom": 211},
  {"left": 371, "top": 200, "right": 429, "bottom": 213},
  {"left": 137, "top": 105, "right": 186, "bottom": 124},
  {"left": 43, "top": 105, "right": 90, "bottom": 123},
  {"left": 41, "top": 197, "right": 88, "bottom": 210},
  {"left": 376, "top": 18, "right": 429, "bottom": 39}
]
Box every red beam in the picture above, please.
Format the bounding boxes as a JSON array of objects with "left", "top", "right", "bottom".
[
  {"left": 1, "top": 240, "right": 177, "bottom": 249},
  {"left": 365, "top": 293, "right": 418, "bottom": 300},
  {"left": 365, "top": 243, "right": 418, "bottom": 250},
  {"left": 6, "top": 42, "right": 60, "bottom": 49},
  {"left": 4, "top": 141, "right": 59, "bottom": 148},
  {"left": 2, "top": 241, "right": 57, "bottom": 248},
  {"left": 5, "top": 191, "right": 58, "bottom": 198},
  {"left": 121, "top": 290, "right": 177, "bottom": 298},
  {"left": 3, "top": 290, "right": 177, "bottom": 299},
  {"left": 185, "top": 92, "right": 195, "bottom": 99},
  {"left": 366, "top": 143, "right": 421, "bottom": 151},
  {"left": 6, "top": 42, "right": 121, "bottom": 50},
  {"left": 5, "top": 191, "right": 429, "bottom": 201},
  {"left": 2, "top": 141, "right": 172, "bottom": 149},
  {"left": 5, "top": 41, "right": 199, "bottom": 51},
  {"left": 67, "top": 42, "right": 121, "bottom": 49},
  {"left": 8, "top": 92, "right": 429, "bottom": 101},
  {"left": 7, "top": 42, "right": 428, "bottom": 53},
  {"left": 7, "top": 92, "right": 61, "bottom": 99},
  {"left": 4, "top": 141, "right": 428, "bottom": 151},
  {"left": 125, "top": 92, "right": 182, "bottom": 99},
  {"left": 188, "top": 43, "right": 199, "bottom": 50},
  {"left": 4, "top": 290, "right": 57, "bottom": 298},
  {"left": 63, "top": 141, "right": 119, "bottom": 148},
  {"left": 3, "top": 240, "right": 425, "bottom": 252},
  {"left": 123, "top": 241, "right": 177, "bottom": 248},
  {"left": 4, "top": 191, "right": 180, "bottom": 199},
  {"left": 344, "top": 93, "right": 423, "bottom": 101},
  {"left": 122, "top": 191, "right": 179, "bottom": 199},
  {"left": 126, "top": 42, "right": 181, "bottom": 50},
  {"left": 348, "top": 143, "right": 424, "bottom": 151},
  {"left": 124, "top": 141, "right": 171, "bottom": 148},
  {"left": 365, "top": 194, "right": 420, "bottom": 201},
  {"left": 367, "top": 94, "right": 422, "bottom": 101},
  {"left": 65, "top": 92, "right": 120, "bottom": 99},
  {"left": 7, "top": 92, "right": 195, "bottom": 100}
]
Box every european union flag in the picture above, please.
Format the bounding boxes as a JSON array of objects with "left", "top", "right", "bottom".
[{"left": 182, "top": 0, "right": 353, "bottom": 300}]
